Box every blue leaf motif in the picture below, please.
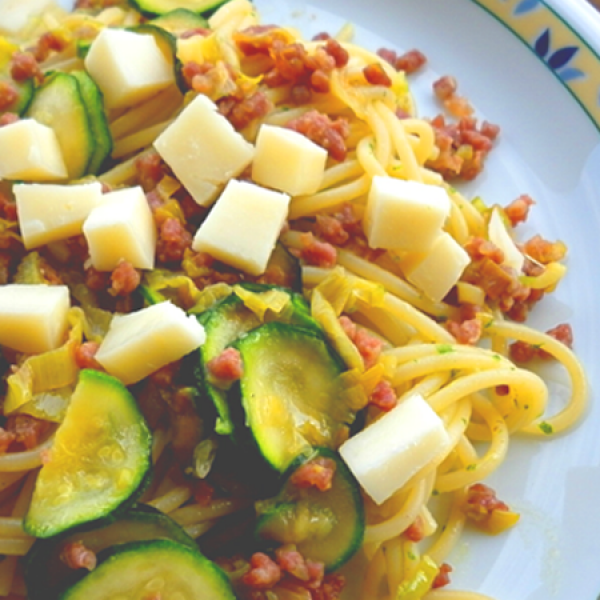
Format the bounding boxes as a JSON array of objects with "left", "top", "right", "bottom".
[
  {"left": 514, "top": 0, "right": 541, "bottom": 15},
  {"left": 548, "top": 46, "right": 579, "bottom": 69},
  {"left": 559, "top": 67, "right": 585, "bottom": 82},
  {"left": 534, "top": 28, "right": 551, "bottom": 58}
]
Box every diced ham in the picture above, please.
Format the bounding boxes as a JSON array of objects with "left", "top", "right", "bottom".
[
  {"left": 299, "top": 232, "right": 337, "bottom": 268},
  {"left": 404, "top": 515, "right": 425, "bottom": 542},
  {"left": 110, "top": 260, "right": 141, "bottom": 296},
  {"left": 504, "top": 194, "right": 535, "bottom": 227},
  {"left": 74, "top": 341, "right": 102, "bottom": 370},
  {"left": 290, "top": 457, "right": 337, "bottom": 492},
  {"left": 275, "top": 545, "right": 310, "bottom": 581},
  {"left": 5, "top": 415, "right": 50, "bottom": 450},
  {"left": 0, "top": 81, "right": 18, "bottom": 111},
  {"left": 369, "top": 379, "right": 397, "bottom": 412},
  {"left": 286, "top": 110, "right": 349, "bottom": 162},
  {"left": 242, "top": 552, "right": 282, "bottom": 589},
  {"left": 135, "top": 151, "right": 164, "bottom": 192},
  {"left": 363, "top": 63, "right": 392, "bottom": 87},
  {"left": 59, "top": 541, "right": 97, "bottom": 571},
  {"left": 157, "top": 218, "right": 193, "bottom": 264},
  {"left": 206, "top": 347, "right": 243, "bottom": 381},
  {"left": 522, "top": 234, "right": 567, "bottom": 264},
  {"left": 432, "top": 563, "right": 453, "bottom": 589},
  {"left": 462, "top": 483, "right": 509, "bottom": 523},
  {"left": 10, "top": 52, "right": 40, "bottom": 82},
  {"left": 509, "top": 323, "right": 573, "bottom": 363},
  {"left": 446, "top": 318, "right": 482, "bottom": 345}
]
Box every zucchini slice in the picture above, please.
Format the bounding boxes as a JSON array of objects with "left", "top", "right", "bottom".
[
  {"left": 232, "top": 323, "right": 354, "bottom": 473},
  {"left": 24, "top": 370, "right": 152, "bottom": 538},
  {"left": 150, "top": 8, "right": 209, "bottom": 34},
  {"left": 195, "top": 284, "right": 319, "bottom": 437},
  {"left": 26, "top": 72, "right": 95, "bottom": 180},
  {"left": 25, "top": 505, "right": 196, "bottom": 600},
  {"left": 256, "top": 448, "right": 365, "bottom": 572},
  {"left": 71, "top": 71, "right": 112, "bottom": 175},
  {"left": 59, "top": 539, "right": 235, "bottom": 600},
  {"left": 128, "top": 0, "right": 230, "bottom": 17}
]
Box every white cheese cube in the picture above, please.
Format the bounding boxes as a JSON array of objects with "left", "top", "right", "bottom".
[
  {"left": 192, "top": 179, "right": 290, "bottom": 276},
  {"left": 84, "top": 28, "right": 174, "bottom": 110},
  {"left": 0, "top": 284, "right": 70, "bottom": 354},
  {"left": 154, "top": 94, "right": 255, "bottom": 207},
  {"left": 364, "top": 176, "right": 451, "bottom": 252},
  {"left": 0, "top": 0, "right": 55, "bottom": 35},
  {"left": 488, "top": 207, "right": 524, "bottom": 272},
  {"left": 252, "top": 124, "right": 327, "bottom": 196},
  {"left": 95, "top": 302, "right": 206, "bottom": 385},
  {"left": 0, "top": 119, "right": 67, "bottom": 182},
  {"left": 339, "top": 393, "right": 450, "bottom": 505},
  {"left": 83, "top": 186, "right": 156, "bottom": 271},
  {"left": 404, "top": 232, "right": 471, "bottom": 302},
  {"left": 15, "top": 181, "right": 103, "bottom": 249}
]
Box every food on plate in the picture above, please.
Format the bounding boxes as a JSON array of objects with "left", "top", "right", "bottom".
[{"left": 0, "top": 0, "right": 588, "bottom": 599}]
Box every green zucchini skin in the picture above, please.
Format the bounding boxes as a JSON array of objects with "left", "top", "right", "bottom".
[
  {"left": 70, "top": 70, "right": 112, "bottom": 175},
  {"left": 127, "top": 0, "right": 231, "bottom": 18},
  {"left": 23, "top": 370, "right": 152, "bottom": 539},
  {"left": 150, "top": 8, "right": 209, "bottom": 34},
  {"left": 25, "top": 505, "right": 197, "bottom": 600},
  {"left": 193, "top": 283, "right": 320, "bottom": 438},
  {"left": 58, "top": 539, "right": 236, "bottom": 600},
  {"left": 255, "top": 448, "right": 365, "bottom": 573},
  {"left": 26, "top": 72, "right": 95, "bottom": 180},
  {"left": 230, "top": 322, "right": 354, "bottom": 474}
]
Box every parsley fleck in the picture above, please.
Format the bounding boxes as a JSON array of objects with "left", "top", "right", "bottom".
[
  {"left": 437, "top": 344, "right": 454, "bottom": 355},
  {"left": 539, "top": 421, "right": 553, "bottom": 435},
  {"left": 407, "top": 551, "right": 417, "bottom": 560},
  {"left": 466, "top": 464, "right": 477, "bottom": 471},
  {"left": 484, "top": 319, "right": 494, "bottom": 329}
]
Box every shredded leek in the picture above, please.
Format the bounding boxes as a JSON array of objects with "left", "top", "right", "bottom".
[
  {"left": 311, "top": 289, "right": 363, "bottom": 371},
  {"left": 232, "top": 285, "right": 290, "bottom": 321},
  {"left": 396, "top": 555, "right": 439, "bottom": 600},
  {"left": 519, "top": 261, "right": 566, "bottom": 291},
  {"left": 14, "top": 252, "right": 55, "bottom": 284},
  {"left": 4, "top": 309, "right": 83, "bottom": 415}
]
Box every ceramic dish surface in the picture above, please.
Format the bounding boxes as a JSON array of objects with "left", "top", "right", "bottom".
[{"left": 55, "top": 0, "right": 600, "bottom": 598}]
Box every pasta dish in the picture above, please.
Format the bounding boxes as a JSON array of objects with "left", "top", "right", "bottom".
[{"left": 0, "top": 0, "right": 588, "bottom": 599}]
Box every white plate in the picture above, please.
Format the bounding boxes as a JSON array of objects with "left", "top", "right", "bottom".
[{"left": 57, "top": 0, "right": 600, "bottom": 598}]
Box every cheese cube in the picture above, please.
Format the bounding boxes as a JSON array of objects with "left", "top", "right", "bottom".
[
  {"left": 0, "top": 284, "right": 70, "bottom": 354},
  {"left": 364, "top": 176, "right": 451, "bottom": 252},
  {"left": 0, "top": 119, "right": 67, "bottom": 182},
  {"left": 192, "top": 179, "right": 290, "bottom": 276},
  {"left": 488, "top": 207, "right": 524, "bottom": 272},
  {"left": 83, "top": 186, "right": 156, "bottom": 271},
  {"left": 404, "top": 232, "right": 471, "bottom": 302},
  {"left": 95, "top": 302, "right": 206, "bottom": 385},
  {"left": 252, "top": 124, "right": 328, "bottom": 196},
  {"left": 154, "top": 94, "right": 255, "bottom": 207},
  {"left": 339, "top": 393, "right": 450, "bottom": 505},
  {"left": 0, "top": 0, "right": 55, "bottom": 35},
  {"left": 84, "top": 28, "right": 174, "bottom": 110},
  {"left": 15, "top": 181, "right": 103, "bottom": 249}
]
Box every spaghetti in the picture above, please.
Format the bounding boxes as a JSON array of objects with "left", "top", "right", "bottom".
[{"left": 0, "top": 0, "right": 588, "bottom": 599}]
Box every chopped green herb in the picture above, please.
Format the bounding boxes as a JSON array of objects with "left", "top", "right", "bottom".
[
  {"left": 466, "top": 464, "right": 477, "bottom": 471},
  {"left": 539, "top": 421, "right": 553, "bottom": 435},
  {"left": 437, "top": 344, "right": 454, "bottom": 355},
  {"left": 407, "top": 551, "right": 417, "bottom": 561}
]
